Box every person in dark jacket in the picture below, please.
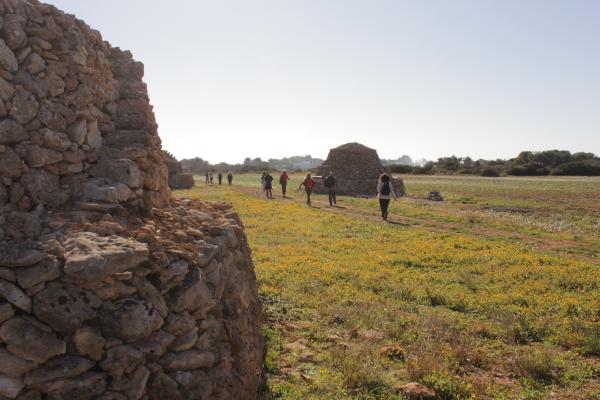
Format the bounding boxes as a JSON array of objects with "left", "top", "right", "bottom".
[
  {"left": 264, "top": 172, "right": 274, "bottom": 199},
  {"left": 205, "top": 172, "right": 209, "bottom": 184},
  {"left": 227, "top": 172, "right": 233, "bottom": 185},
  {"left": 323, "top": 171, "right": 337, "bottom": 206},
  {"left": 298, "top": 173, "right": 316, "bottom": 206},
  {"left": 279, "top": 171, "right": 289, "bottom": 198},
  {"left": 377, "top": 173, "right": 397, "bottom": 220},
  {"left": 217, "top": 172, "right": 223, "bottom": 185}
]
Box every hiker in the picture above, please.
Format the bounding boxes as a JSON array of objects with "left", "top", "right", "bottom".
[
  {"left": 227, "top": 172, "right": 233, "bottom": 185},
  {"left": 264, "top": 172, "right": 274, "bottom": 199},
  {"left": 323, "top": 171, "right": 337, "bottom": 206},
  {"left": 205, "top": 172, "right": 209, "bottom": 184},
  {"left": 209, "top": 172, "right": 214, "bottom": 184},
  {"left": 218, "top": 172, "right": 223, "bottom": 185},
  {"left": 377, "top": 173, "right": 397, "bottom": 220},
  {"left": 279, "top": 170, "right": 289, "bottom": 197},
  {"left": 298, "top": 172, "right": 316, "bottom": 206}
]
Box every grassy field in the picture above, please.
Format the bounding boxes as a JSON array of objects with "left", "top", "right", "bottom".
[{"left": 175, "top": 174, "right": 599, "bottom": 399}]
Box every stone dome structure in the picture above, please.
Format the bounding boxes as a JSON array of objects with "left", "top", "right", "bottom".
[
  {"left": 315, "top": 142, "right": 405, "bottom": 197},
  {"left": 0, "top": 1, "right": 264, "bottom": 399}
]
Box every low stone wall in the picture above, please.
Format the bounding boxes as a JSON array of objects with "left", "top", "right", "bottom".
[
  {"left": 0, "top": 1, "right": 264, "bottom": 399},
  {"left": 166, "top": 159, "right": 194, "bottom": 190},
  {"left": 0, "top": 199, "right": 263, "bottom": 399}
]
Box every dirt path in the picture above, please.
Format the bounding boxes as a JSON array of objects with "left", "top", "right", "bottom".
[{"left": 238, "top": 186, "right": 600, "bottom": 264}]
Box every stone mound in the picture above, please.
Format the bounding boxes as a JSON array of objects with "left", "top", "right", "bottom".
[
  {"left": 0, "top": 1, "right": 264, "bottom": 399},
  {"left": 315, "top": 142, "right": 405, "bottom": 196},
  {"left": 165, "top": 157, "right": 194, "bottom": 190}
]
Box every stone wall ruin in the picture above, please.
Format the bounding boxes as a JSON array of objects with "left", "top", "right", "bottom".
[
  {"left": 315, "top": 142, "right": 405, "bottom": 197},
  {"left": 0, "top": 1, "right": 264, "bottom": 399}
]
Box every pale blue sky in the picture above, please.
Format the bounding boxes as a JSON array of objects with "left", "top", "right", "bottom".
[{"left": 50, "top": 0, "right": 600, "bottom": 163}]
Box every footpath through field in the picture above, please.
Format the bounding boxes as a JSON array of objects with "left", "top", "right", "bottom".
[{"left": 236, "top": 184, "right": 599, "bottom": 265}]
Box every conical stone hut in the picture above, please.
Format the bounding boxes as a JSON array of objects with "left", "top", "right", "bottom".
[{"left": 315, "top": 142, "right": 405, "bottom": 197}]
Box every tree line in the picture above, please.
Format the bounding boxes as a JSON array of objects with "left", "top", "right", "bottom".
[
  {"left": 388, "top": 150, "right": 600, "bottom": 176},
  {"left": 179, "top": 155, "right": 323, "bottom": 174}
]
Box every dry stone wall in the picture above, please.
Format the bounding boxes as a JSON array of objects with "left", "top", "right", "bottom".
[
  {"left": 165, "top": 158, "right": 194, "bottom": 190},
  {"left": 0, "top": 1, "right": 264, "bottom": 399},
  {"left": 315, "top": 142, "right": 405, "bottom": 196}
]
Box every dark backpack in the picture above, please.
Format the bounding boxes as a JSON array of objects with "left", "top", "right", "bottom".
[
  {"left": 324, "top": 176, "right": 334, "bottom": 188},
  {"left": 381, "top": 181, "right": 391, "bottom": 196}
]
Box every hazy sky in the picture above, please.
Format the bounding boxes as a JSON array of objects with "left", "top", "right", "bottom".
[{"left": 50, "top": 0, "right": 600, "bottom": 163}]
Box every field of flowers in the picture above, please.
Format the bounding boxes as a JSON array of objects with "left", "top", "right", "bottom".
[{"left": 176, "top": 176, "right": 599, "bottom": 399}]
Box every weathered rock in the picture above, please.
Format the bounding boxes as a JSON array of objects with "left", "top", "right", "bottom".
[
  {"left": 0, "top": 247, "right": 46, "bottom": 268},
  {"left": 160, "top": 350, "right": 216, "bottom": 371},
  {"left": 24, "top": 356, "right": 94, "bottom": 386},
  {"left": 0, "top": 279, "right": 31, "bottom": 312},
  {"left": 39, "top": 372, "right": 107, "bottom": 400},
  {"left": 99, "top": 297, "right": 164, "bottom": 342},
  {"left": 0, "top": 301, "right": 15, "bottom": 323},
  {"left": 0, "top": 119, "right": 29, "bottom": 145},
  {"left": 0, "top": 148, "right": 22, "bottom": 179},
  {"left": 67, "top": 119, "right": 87, "bottom": 145},
  {"left": 15, "top": 258, "right": 60, "bottom": 289},
  {"left": 81, "top": 178, "right": 133, "bottom": 204},
  {"left": 0, "top": 374, "right": 24, "bottom": 399},
  {"left": 24, "top": 53, "right": 45, "bottom": 75},
  {"left": 22, "top": 145, "right": 63, "bottom": 167},
  {"left": 0, "top": 39, "right": 18, "bottom": 72},
  {"left": 9, "top": 88, "right": 39, "bottom": 124},
  {"left": 73, "top": 326, "right": 105, "bottom": 361},
  {"left": 100, "top": 345, "right": 144, "bottom": 379},
  {"left": 147, "top": 373, "right": 180, "bottom": 400},
  {"left": 0, "top": 349, "right": 37, "bottom": 378},
  {"left": 63, "top": 232, "right": 148, "bottom": 286},
  {"left": 0, "top": 317, "right": 66, "bottom": 364},
  {"left": 167, "top": 266, "right": 212, "bottom": 313},
  {"left": 33, "top": 282, "right": 102, "bottom": 333},
  {"left": 395, "top": 382, "right": 436, "bottom": 399},
  {"left": 90, "top": 158, "right": 143, "bottom": 189},
  {"left": 0, "top": 76, "right": 14, "bottom": 101}
]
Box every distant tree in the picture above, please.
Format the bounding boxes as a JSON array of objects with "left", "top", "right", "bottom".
[
  {"left": 552, "top": 161, "right": 600, "bottom": 176},
  {"left": 481, "top": 167, "right": 500, "bottom": 177},
  {"left": 507, "top": 162, "right": 550, "bottom": 176},
  {"left": 516, "top": 151, "right": 534, "bottom": 164},
  {"left": 389, "top": 164, "right": 413, "bottom": 173},
  {"left": 531, "top": 150, "right": 572, "bottom": 167}
]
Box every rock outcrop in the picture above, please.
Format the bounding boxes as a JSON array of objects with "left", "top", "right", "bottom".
[
  {"left": 315, "top": 142, "right": 405, "bottom": 196},
  {"left": 164, "top": 153, "right": 194, "bottom": 190},
  {"left": 0, "top": 1, "right": 264, "bottom": 399}
]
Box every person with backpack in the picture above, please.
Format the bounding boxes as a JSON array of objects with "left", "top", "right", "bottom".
[
  {"left": 377, "top": 173, "right": 397, "bottom": 220},
  {"left": 209, "top": 172, "right": 214, "bottom": 184},
  {"left": 279, "top": 171, "right": 290, "bottom": 198},
  {"left": 264, "top": 172, "right": 274, "bottom": 199},
  {"left": 217, "top": 172, "right": 223, "bottom": 185},
  {"left": 323, "top": 171, "right": 337, "bottom": 206},
  {"left": 227, "top": 172, "right": 233, "bottom": 185},
  {"left": 298, "top": 172, "right": 316, "bottom": 206}
]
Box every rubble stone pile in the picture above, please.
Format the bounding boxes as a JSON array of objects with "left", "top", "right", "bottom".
[
  {"left": 0, "top": 1, "right": 264, "bottom": 399},
  {"left": 164, "top": 155, "right": 194, "bottom": 190},
  {"left": 315, "top": 143, "right": 405, "bottom": 197}
]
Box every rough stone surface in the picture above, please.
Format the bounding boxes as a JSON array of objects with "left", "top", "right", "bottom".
[
  {"left": 315, "top": 142, "right": 406, "bottom": 196},
  {"left": 0, "top": 1, "right": 264, "bottom": 399},
  {"left": 165, "top": 156, "right": 194, "bottom": 190}
]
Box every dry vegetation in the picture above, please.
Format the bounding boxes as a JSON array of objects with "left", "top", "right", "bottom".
[{"left": 175, "top": 174, "right": 599, "bottom": 399}]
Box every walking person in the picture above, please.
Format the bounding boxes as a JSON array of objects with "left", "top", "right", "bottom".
[
  {"left": 227, "top": 172, "right": 233, "bottom": 185},
  {"left": 218, "top": 172, "right": 223, "bottom": 185},
  {"left": 205, "top": 172, "right": 209, "bottom": 185},
  {"left": 377, "top": 173, "right": 397, "bottom": 220},
  {"left": 264, "top": 172, "right": 274, "bottom": 199},
  {"left": 323, "top": 171, "right": 337, "bottom": 206},
  {"left": 209, "top": 172, "right": 214, "bottom": 185},
  {"left": 279, "top": 170, "right": 289, "bottom": 198},
  {"left": 298, "top": 172, "right": 316, "bottom": 206}
]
